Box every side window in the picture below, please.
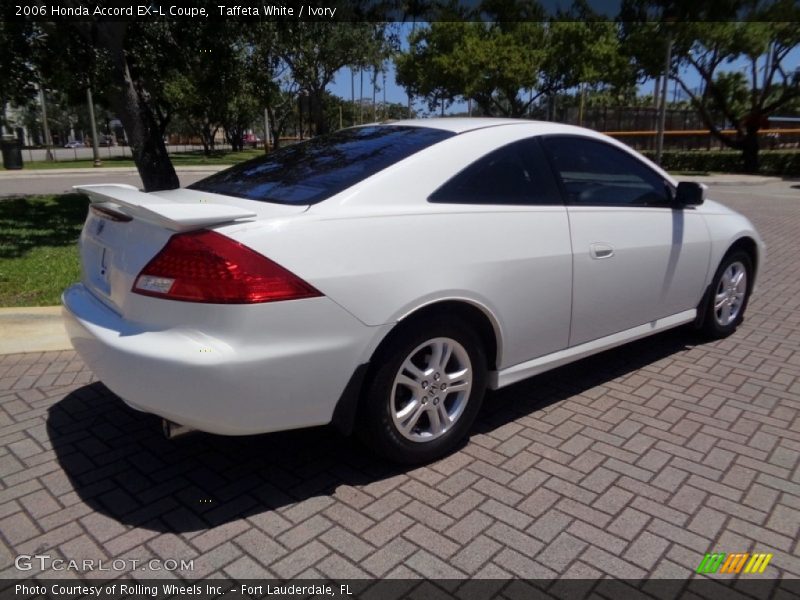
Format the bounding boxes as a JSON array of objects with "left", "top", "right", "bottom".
[
  {"left": 542, "top": 136, "right": 672, "bottom": 206},
  {"left": 429, "top": 138, "right": 561, "bottom": 205}
]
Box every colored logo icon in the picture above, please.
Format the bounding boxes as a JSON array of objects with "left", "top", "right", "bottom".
[{"left": 696, "top": 552, "right": 773, "bottom": 575}]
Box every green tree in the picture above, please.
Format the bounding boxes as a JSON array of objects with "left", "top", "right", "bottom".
[
  {"left": 278, "top": 23, "right": 395, "bottom": 135},
  {"left": 3, "top": 17, "right": 248, "bottom": 189},
  {"left": 65, "top": 21, "right": 181, "bottom": 190},
  {"left": 163, "top": 22, "right": 245, "bottom": 154},
  {"left": 621, "top": 3, "right": 800, "bottom": 172},
  {"left": 0, "top": 16, "right": 37, "bottom": 129},
  {"left": 395, "top": 7, "right": 630, "bottom": 118},
  {"left": 265, "top": 87, "right": 301, "bottom": 149},
  {"left": 163, "top": 22, "right": 274, "bottom": 154},
  {"left": 395, "top": 22, "right": 465, "bottom": 115},
  {"left": 246, "top": 23, "right": 302, "bottom": 150}
]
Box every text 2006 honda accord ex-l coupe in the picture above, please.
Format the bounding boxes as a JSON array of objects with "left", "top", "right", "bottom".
[{"left": 63, "top": 119, "right": 763, "bottom": 463}]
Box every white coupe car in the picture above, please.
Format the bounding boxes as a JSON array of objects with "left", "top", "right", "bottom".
[{"left": 63, "top": 119, "right": 763, "bottom": 463}]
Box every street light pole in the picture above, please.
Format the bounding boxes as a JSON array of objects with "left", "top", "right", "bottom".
[
  {"left": 351, "top": 67, "right": 358, "bottom": 126},
  {"left": 86, "top": 87, "right": 102, "bottom": 167},
  {"left": 39, "top": 84, "right": 53, "bottom": 161},
  {"left": 656, "top": 31, "right": 673, "bottom": 165},
  {"left": 263, "top": 108, "right": 271, "bottom": 152}
]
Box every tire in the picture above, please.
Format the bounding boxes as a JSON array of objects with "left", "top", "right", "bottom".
[
  {"left": 699, "top": 250, "right": 753, "bottom": 339},
  {"left": 358, "top": 315, "right": 488, "bottom": 464}
]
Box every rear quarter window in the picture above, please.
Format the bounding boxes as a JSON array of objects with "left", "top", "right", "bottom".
[{"left": 189, "top": 126, "right": 455, "bottom": 205}]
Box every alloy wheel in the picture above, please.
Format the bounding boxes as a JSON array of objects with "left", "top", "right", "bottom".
[
  {"left": 714, "top": 260, "right": 747, "bottom": 327},
  {"left": 390, "top": 337, "right": 473, "bottom": 442}
]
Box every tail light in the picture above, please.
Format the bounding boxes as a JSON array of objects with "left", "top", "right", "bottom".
[{"left": 132, "top": 230, "right": 321, "bottom": 304}]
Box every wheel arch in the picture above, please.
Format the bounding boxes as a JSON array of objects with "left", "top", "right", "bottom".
[
  {"left": 393, "top": 299, "right": 502, "bottom": 371},
  {"left": 726, "top": 235, "right": 760, "bottom": 284},
  {"left": 694, "top": 235, "right": 760, "bottom": 331},
  {"left": 331, "top": 298, "right": 502, "bottom": 436}
]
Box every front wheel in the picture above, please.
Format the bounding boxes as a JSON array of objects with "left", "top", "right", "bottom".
[
  {"left": 699, "top": 250, "right": 753, "bottom": 339},
  {"left": 358, "top": 317, "right": 488, "bottom": 464}
]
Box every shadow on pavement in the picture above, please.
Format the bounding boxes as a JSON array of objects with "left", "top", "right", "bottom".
[{"left": 46, "top": 328, "right": 698, "bottom": 533}]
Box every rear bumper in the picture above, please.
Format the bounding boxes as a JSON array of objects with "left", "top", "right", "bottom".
[{"left": 62, "top": 283, "right": 386, "bottom": 435}]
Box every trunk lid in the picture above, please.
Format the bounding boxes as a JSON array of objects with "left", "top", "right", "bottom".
[{"left": 75, "top": 184, "right": 306, "bottom": 314}]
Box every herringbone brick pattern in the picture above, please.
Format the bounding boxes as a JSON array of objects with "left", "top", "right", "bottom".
[{"left": 0, "top": 182, "right": 798, "bottom": 580}]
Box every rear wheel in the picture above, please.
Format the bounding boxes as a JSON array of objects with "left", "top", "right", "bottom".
[
  {"left": 358, "top": 316, "right": 487, "bottom": 464},
  {"left": 700, "top": 250, "right": 753, "bottom": 339}
]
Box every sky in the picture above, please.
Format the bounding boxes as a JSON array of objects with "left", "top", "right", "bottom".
[{"left": 326, "top": 23, "right": 800, "bottom": 118}]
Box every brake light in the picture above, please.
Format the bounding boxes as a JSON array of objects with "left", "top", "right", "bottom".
[{"left": 132, "top": 230, "right": 321, "bottom": 304}]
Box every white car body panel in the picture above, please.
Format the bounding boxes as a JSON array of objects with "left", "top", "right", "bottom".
[
  {"left": 493, "top": 309, "right": 697, "bottom": 388},
  {"left": 231, "top": 207, "right": 573, "bottom": 368},
  {"left": 77, "top": 184, "right": 259, "bottom": 231},
  {"left": 566, "top": 205, "right": 711, "bottom": 346},
  {"left": 62, "top": 119, "right": 764, "bottom": 436},
  {"left": 63, "top": 283, "right": 393, "bottom": 435},
  {"left": 77, "top": 188, "right": 306, "bottom": 314},
  {"left": 695, "top": 199, "right": 766, "bottom": 291}
]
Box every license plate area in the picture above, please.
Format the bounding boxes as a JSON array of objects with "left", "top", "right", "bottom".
[{"left": 82, "top": 217, "right": 113, "bottom": 297}]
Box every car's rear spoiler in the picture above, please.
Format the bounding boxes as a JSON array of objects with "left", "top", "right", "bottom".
[{"left": 75, "top": 184, "right": 257, "bottom": 232}]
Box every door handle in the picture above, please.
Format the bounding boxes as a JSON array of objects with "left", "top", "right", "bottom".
[{"left": 590, "top": 243, "right": 615, "bottom": 259}]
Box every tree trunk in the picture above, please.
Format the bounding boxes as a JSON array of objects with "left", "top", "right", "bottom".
[
  {"left": 200, "top": 123, "right": 212, "bottom": 156},
  {"left": 311, "top": 89, "right": 327, "bottom": 136},
  {"left": 742, "top": 129, "right": 759, "bottom": 174},
  {"left": 93, "top": 24, "right": 179, "bottom": 192},
  {"left": 298, "top": 96, "right": 304, "bottom": 139},
  {"left": 266, "top": 106, "right": 282, "bottom": 150}
]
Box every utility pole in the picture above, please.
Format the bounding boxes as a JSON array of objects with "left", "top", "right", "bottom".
[
  {"left": 762, "top": 41, "right": 773, "bottom": 92},
  {"left": 39, "top": 84, "right": 53, "bottom": 161},
  {"left": 87, "top": 87, "right": 102, "bottom": 167},
  {"left": 655, "top": 32, "right": 673, "bottom": 165},
  {"left": 351, "top": 67, "right": 356, "bottom": 126},
  {"left": 653, "top": 77, "right": 660, "bottom": 110},
  {"left": 372, "top": 67, "right": 377, "bottom": 122},
  {"left": 298, "top": 92, "right": 304, "bottom": 139},
  {"left": 263, "top": 108, "right": 270, "bottom": 152},
  {"left": 408, "top": 20, "right": 416, "bottom": 116}
]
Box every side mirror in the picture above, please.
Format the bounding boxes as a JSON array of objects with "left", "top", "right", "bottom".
[{"left": 675, "top": 181, "right": 706, "bottom": 206}]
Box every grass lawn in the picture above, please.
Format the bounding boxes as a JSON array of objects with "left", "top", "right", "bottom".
[
  {"left": 21, "top": 149, "right": 264, "bottom": 170},
  {"left": 0, "top": 194, "right": 87, "bottom": 307}
]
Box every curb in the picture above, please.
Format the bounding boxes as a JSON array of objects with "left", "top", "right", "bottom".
[
  {"left": 0, "top": 306, "right": 72, "bottom": 355},
  {"left": 0, "top": 165, "right": 227, "bottom": 179},
  {"left": 675, "top": 174, "right": 781, "bottom": 187},
  {"left": 2, "top": 167, "right": 779, "bottom": 186}
]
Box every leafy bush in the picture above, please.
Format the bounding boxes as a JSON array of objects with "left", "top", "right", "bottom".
[{"left": 639, "top": 150, "right": 800, "bottom": 176}]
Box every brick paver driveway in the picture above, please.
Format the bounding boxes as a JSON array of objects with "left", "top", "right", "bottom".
[{"left": 1, "top": 180, "right": 799, "bottom": 581}]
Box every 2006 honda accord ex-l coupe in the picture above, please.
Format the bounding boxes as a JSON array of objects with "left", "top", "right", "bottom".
[{"left": 63, "top": 119, "right": 764, "bottom": 463}]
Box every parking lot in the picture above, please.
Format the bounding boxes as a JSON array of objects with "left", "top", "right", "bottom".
[{"left": 0, "top": 180, "right": 798, "bottom": 583}]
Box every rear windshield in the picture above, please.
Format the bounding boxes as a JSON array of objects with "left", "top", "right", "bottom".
[{"left": 188, "top": 125, "right": 455, "bottom": 205}]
